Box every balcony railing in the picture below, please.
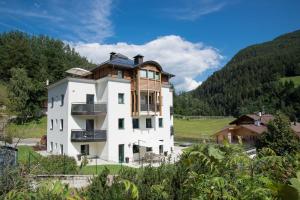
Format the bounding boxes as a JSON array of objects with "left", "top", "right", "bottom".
[
  {"left": 170, "top": 126, "right": 174, "bottom": 136},
  {"left": 71, "top": 130, "right": 107, "bottom": 142},
  {"left": 140, "top": 104, "right": 160, "bottom": 112},
  {"left": 71, "top": 103, "right": 107, "bottom": 115}
]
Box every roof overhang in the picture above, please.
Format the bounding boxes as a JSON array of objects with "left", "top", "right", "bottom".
[{"left": 66, "top": 68, "right": 92, "bottom": 76}]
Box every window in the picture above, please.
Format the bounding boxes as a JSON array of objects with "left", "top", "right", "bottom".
[
  {"left": 117, "top": 70, "right": 124, "bottom": 79},
  {"left": 132, "top": 118, "right": 139, "bottom": 129},
  {"left": 148, "top": 71, "right": 155, "bottom": 79},
  {"left": 86, "top": 94, "right": 94, "bottom": 104},
  {"left": 140, "top": 70, "right": 147, "bottom": 78},
  {"left": 60, "top": 144, "right": 64, "bottom": 155},
  {"left": 159, "top": 118, "right": 163, "bottom": 128},
  {"left": 60, "top": 119, "right": 63, "bottom": 131},
  {"left": 118, "top": 93, "right": 124, "bottom": 104},
  {"left": 155, "top": 72, "right": 160, "bottom": 80},
  {"left": 159, "top": 145, "right": 163, "bottom": 154},
  {"left": 146, "top": 118, "right": 152, "bottom": 128},
  {"left": 55, "top": 143, "right": 58, "bottom": 149},
  {"left": 60, "top": 94, "right": 64, "bottom": 106},
  {"left": 80, "top": 144, "right": 90, "bottom": 155},
  {"left": 51, "top": 97, "right": 54, "bottom": 108},
  {"left": 133, "top": 145, "right": 139, "bottom": 153},
  {"left": 118, "top": 118, "right": 124, "bottom": 129},
  {"left": 146, "top": 147, "right": 152, "bottom": 152},
  {"left": 50, "top": 142, "right": 53, "bottom": 152},
  {"left": 50, "top": 119, "right": 53, "bottom": 130}
]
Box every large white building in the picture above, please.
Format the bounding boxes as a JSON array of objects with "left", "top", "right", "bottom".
[{"left": 47, "top": 53, "right": 175, "bottom": 163}]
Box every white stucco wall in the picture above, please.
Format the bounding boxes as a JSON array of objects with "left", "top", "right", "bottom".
[
  {"left": 47, "top": 81, "right": 69, "bottom": 155},
  {"left": 47, "top": 77, "right": 174, "bottom": 163}
]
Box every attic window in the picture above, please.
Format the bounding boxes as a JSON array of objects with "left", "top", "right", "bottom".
[
  {"left": 140, "top": 70, "right": 147, "bottom": 78},
  {"left": 148, "top": 71, "right": 155, "bottom": 79},
  {"left": 155, "top": 72, "right": 160, "bottom": 80}
]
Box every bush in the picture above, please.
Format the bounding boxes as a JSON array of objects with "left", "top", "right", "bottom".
[
  {"left": 0, "top": 166, "right": 30, "bottom": 198},
  {"left": 256, "top": 112, "right": 300, "bottom": 155},
  {"left": 41, "top": 155, "right": 77, "bottom": 174}
]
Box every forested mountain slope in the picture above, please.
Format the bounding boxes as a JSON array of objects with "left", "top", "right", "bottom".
[
  {"left": 175, "top": 30, "right": 300, "bottom": 119},
  {"left": 0, "top": 31, "right": 94, "bottom": 118}
]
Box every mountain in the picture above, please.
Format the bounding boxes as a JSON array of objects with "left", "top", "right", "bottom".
[
  {"left": 0, "top": 31, "right": 94, "bottom": 118},
  {"left": 175, "top": 30, "right": 300, "bottom": 119}
]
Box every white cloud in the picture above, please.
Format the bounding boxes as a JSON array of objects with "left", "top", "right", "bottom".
[
  {"left": 163, "top": 0, "right": 228, "bottom": 20},
  {"left": 71, "top": 35, "right": 223, "bottom": 91},
  {"left": 0, "top": 0, "right": 114, "bottom": 42}
]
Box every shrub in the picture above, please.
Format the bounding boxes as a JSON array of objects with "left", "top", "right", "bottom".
[
  {"left": 40, "top": 155, "right": 77, "bottom": 174},
  {"left": 0, "top": 166, "right": 30, "bottom": 198},
  {"left": 256, "top": 112, "right": 300, "bottom": 156}
]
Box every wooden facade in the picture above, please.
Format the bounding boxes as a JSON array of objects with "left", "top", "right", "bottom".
[{"left": 85, "top": 63, "right": 171, "bottom": 117}]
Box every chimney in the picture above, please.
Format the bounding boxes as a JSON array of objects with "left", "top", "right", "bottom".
[
  {"left": 110, "top": 52, "right": 116, "bottom": 60},
  {"left": 133, "top": 54, "right": 144, "bottom": 65}
]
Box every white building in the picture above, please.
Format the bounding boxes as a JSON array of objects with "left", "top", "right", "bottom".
[{"left": 47, "top": 53, "right": 175, "bottom": 163}]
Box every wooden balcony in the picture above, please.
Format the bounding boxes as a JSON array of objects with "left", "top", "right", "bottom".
[{"left": 71, "top": 130, "right": 107, "bottom": 142}]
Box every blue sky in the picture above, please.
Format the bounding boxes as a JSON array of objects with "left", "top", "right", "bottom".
[{"left": 0, "top": 0, "right": 299, "bottom": 91}]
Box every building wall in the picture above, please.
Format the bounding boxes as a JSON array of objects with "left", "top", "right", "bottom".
[
  {"left": 47, "top": 81, "right": 69, "bottom": 155},
  {"left": 47, "top": 76, "right": 174, "bottom": 163}
]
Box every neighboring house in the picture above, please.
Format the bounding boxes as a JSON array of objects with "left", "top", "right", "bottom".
[
  {"left": 47, "top": 53, "right": 175, "bottom": 163},
  {"left": 215, "top": 113, "right": 300, "bottom": 145}
]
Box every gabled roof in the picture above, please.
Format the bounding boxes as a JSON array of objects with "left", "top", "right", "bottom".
[
  {"left": 229, "top": 114, "right": 274, "bottom": 125},
  {"left": 90, "top": 53, "right": 175, "bottom": 77}
]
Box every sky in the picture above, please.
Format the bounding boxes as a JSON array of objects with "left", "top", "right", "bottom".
[{"left": 0, "top": 0, "right": 299, "bottom": 91}]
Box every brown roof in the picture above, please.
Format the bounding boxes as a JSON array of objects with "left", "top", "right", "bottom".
[
  {"left": 229, "top": 114, "right": 274, "bottom": 125},
  {"left": 239, "top": 124, "right": 267, "bottom": 134}
]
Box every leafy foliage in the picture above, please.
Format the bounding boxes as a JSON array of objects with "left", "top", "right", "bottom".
[
  {"left": 0, "top": 31, "right": 94, "bottom": 119},
  {"left": 256, "top": 112, "right": 300, "bottom": 155}
]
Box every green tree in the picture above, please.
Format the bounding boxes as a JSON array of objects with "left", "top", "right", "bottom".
[
  {"left": 256, "top": 112, "right": 300, "bottom": 155},
  {"left": 7, "top": 68, "right": 33, "bottom": 121}
]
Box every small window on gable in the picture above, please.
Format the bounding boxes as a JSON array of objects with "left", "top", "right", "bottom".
[
  {"left": 117, "top": 70, "right": 124, "bottom": 79},
  {"left": 140, "top": 70, "right": 147, "bottom": 78}
]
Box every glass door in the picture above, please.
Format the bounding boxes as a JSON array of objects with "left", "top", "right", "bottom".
[{"left": 118, "top": 144, "right": 125, "bottom": 163}]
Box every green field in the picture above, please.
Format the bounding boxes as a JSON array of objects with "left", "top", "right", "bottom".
[
  {"left": 280, "top": 76, "right": 300, "bottom": 87},
  {"left": 174, "top": 117, "right": 234, "bottom": 141},
  {"left": 6, "top": 116, "right": 47, "bottom": 139}
]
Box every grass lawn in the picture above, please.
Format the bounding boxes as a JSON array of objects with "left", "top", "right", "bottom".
[
  {"left": 6, "top": 116, "right": 47, "bottom": 139},
  {"left": 280, "top": 76, "right": 300, "bottom": 87},
  {"left": 17, "top": 146, "right": 134, "bottom": 175},
  {"left": 17, "top": 145, "right": 42, "bottom": 164},
  {"left": 174, "top": 117, "right": 234, "bottom": 142}
]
